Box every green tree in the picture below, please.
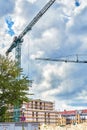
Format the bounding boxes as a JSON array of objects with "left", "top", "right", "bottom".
[{"left": 0, "top": 55, "right": 30, "bottom": 121}]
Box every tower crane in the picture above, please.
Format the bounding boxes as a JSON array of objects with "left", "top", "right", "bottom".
[
  {"left": 36, "top": 54, "right": 87, "bottom": 63},
  {"left": 6, "top": 0, "right": 56, "bottom": 68}
]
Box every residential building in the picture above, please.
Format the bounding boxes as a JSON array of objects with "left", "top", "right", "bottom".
[
  {"left": 7, "top": 99, "right": 57, "bottom": 125},
  {"left": 57, "top": 114, "right": 66, "bottom": 126},
  {"left": 58, "top": 109, "right": 87, "bottom": 125}
]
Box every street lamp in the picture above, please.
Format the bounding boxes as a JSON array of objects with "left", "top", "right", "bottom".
[{"left": 21, "top": 104, "right": 26, "bottom": 130}]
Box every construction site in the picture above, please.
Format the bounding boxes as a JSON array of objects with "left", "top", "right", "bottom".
[
  {"left": 40, "top": 123, "right": 87, "bottom": 130},
  {"left": 0, "top": 0, "right": 87, "bottom": 130},
  {"left": 0, "top": 99, "right": 87, "bottom": 129}
]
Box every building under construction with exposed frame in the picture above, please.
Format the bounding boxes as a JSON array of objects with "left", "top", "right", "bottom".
[{"left": 6, "top": 99, "right": 87, "bottom": 126}]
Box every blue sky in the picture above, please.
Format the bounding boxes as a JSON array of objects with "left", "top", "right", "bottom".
[{"left": 0, "top": 0, "right": 87, "bottom": 111}]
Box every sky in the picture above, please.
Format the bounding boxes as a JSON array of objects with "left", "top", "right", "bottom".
[{"left": 0, "top": 0, "right": 87, "bottom": 111}]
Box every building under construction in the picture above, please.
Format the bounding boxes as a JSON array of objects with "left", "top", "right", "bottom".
[
  {"left": 7, "top": 99, "right": 57, "bottom": 125},
  {"left": 6, "top": 99, "right": 87, "bottom": 126},
  {"left": 21, "top": 99, "right": 57, "bottom": 124}
]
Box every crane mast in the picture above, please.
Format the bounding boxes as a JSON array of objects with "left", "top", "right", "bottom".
[{"left": 6, "top": 0, "right": 56, "bottom": 68}]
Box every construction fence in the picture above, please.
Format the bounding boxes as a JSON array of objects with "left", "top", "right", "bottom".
[{"left": 0, "top": 122, "right": 39, "bottom": 130}]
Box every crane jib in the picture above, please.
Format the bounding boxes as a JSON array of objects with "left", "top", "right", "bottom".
[
  {"left": 6, "top": 0, "right": 56, "bottom": 56},
  {"left": 19, "top": 0, "right": 56, "bottom": 39},
  {"left": 35, "top": 58, "right": 87, "bottom": 64}
]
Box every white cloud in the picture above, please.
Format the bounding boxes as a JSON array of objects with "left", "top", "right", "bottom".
[
  {"left": 27, "top": 0, "right": 37, "bottom": 3},
  {"left": 0, "top": 0, "right": 15, "bottom": 17},
  {"left": 30, "top": 50, "right": 44, "bottom": 60}
]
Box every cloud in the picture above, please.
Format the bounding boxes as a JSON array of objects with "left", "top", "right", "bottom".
[
  {"left": 18, "top": 0, "right": 87, "bottom": 110},
  {"left": 27, "top": 0, "right": 37, "bottom": 4},
  {"left": 0, "top": 0, "right": 15, "bottom": 17},
  {"left": 20, "top": 0, "right": 39, "bottom": 19},
  {"left": 67, "top": 6, "right": 87, "bottom": 35}
]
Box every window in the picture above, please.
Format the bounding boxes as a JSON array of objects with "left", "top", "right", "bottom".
[
  {"left": 36, "top": 112, "right": 38, "bottom": 122},
  {"left": 32, "top": 112, "right": 34, "bottom": 117},
  {"left": 35, "top": 102, "right": 37, "bottom": 109},
  {"left": 31, "top": 101, "right": 33, "bottom": 109},
  {"left": 45, "top": 112, "right": 46, "bottom": 123},
  {"left": 40, "top": 102, "right": 42, "bottom": 110}
]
